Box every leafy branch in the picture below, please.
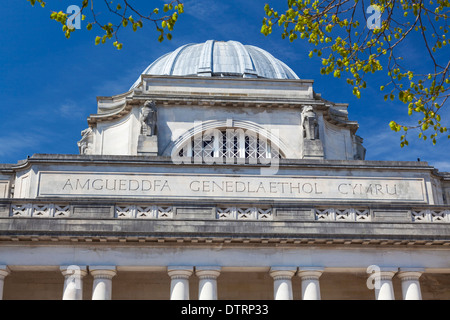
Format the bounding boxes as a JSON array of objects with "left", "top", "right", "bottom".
[
  {"left": 262, "top": 0, "right": 450, "bottom": 146},
  {"left": 27, "top": 0, "right": 184, "bottom": 50}
]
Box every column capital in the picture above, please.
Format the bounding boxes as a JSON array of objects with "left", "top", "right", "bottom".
[
  {"left": 168, "top": 266, "right": 194, "bottom": 279},
  {"left": 297, "top": 267, "right": 324, "bottom": 280},
  {"left": 89, "top": 266, "right": 117, "bottom": 279},
  {"left": 0, "top": 265, "right": 10, "bottom": 279},
  {"left": 269, "top": 267, "right": 296, "bottom": 280},
  {"left": 377, "top": 267, "right": 398, "bottom": 280},
  {"left": 60, "top": 265, "right": 88, "bottom": 278},
  {"left": 195, "top": 266, "right": 221, "bottom": 279},
  {"left": 397, "top": 268, "right": 424, "bottom": 281}
]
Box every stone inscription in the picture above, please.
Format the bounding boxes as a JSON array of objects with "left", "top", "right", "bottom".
[
  {"left": 62, "top": 178, "right": 171, "bottom": 192},
  {"left": 37, "top": 172, "right": 426, "bottom": 202}
]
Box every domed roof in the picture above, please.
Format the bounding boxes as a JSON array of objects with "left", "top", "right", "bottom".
[{"left": 131, "top": 40, "right": 299, "bottom": 89}]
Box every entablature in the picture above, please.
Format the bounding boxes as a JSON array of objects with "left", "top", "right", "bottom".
[{"left": 0, "top": 198, "right": 449, "bottom": 247}]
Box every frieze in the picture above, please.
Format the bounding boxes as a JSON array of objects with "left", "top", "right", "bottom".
[{"left": 36, "top": 171, "right": 427, "bottom": 203}]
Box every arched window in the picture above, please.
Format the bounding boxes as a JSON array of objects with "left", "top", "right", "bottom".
[{"left": 175, "top": 128, "right": 282, "bottom": 161}]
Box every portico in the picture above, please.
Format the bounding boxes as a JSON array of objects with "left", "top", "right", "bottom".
[
  {"left": 0, "top": 265, "right": 446, "bottom": 300},
  {"left": 0, "top": 238, "right": 449, "bottom": 300}
]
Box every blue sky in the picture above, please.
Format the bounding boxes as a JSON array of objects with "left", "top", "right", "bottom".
[{"left": 0, "top": 0, "right": 449, "bottom": 171}]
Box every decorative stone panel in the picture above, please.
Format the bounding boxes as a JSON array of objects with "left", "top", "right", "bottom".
[
  {"left": 411, "top": 209, "right": 450, "bottom": 222},
  {"left": 11, "top": 203, "right": 70, "bottom": 218},
  {"left": 115, "top": 205, "right": 174, "bottom": 219},
  {"left": 216, "top": 207, "right": 273, "bottom": 220},
  {"left": 315, "top": 208, "right": 371, "bottom": 222}
]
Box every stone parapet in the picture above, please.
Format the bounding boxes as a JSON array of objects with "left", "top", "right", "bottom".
[{"left": 0, "top": 199, "right": 449, "bottom": 246}]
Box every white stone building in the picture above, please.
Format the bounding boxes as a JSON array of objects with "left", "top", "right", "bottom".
[{"left": 0, "top": 40, "right": 449, "bottom": 300}]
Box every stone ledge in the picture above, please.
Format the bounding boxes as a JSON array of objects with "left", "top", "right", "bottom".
[
  {"left": 6, "top": 153, "right": 436, "bottom": 171},
  {"left": 0, "top": 218, "right": 449, "bottom": 245}
]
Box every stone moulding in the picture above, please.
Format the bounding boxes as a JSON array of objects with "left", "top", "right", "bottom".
[
  {"left": 0, "top": 217, "right": 449, "bottom": 247},
  {"left": 85, "top": 74, "right": 359, "bottom": 137}
]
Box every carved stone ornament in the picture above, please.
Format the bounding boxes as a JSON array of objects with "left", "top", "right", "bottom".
[
  {"left": 141, "top": 100, "right": 157, "bottom": 136},
  {"left": 77, "top": 127, "right": 93, "bottom": 155},
  {"left": 354, "top": 135, "right": 366, "bottom": 160},
  {"left": 301, "top": 106, "right": 319, "bottom": 140}
]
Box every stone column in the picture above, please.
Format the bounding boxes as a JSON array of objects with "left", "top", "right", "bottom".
[
  {"left": 373, "top": 268, "right": 397, "bottom": 300},
  {"left": 0, "top": 265, "right": 10, "bottom": 300},
  {"left": 298, "top": 267, "right": 324, "bottom": 300},
  {"left": 269, "top": 267, "right": 296, "bottom": 300},
  {"left": 196, "top": 266, "right": 221, "bottom": 300},
  {"left": 90, "top": 266, "right": 117, "bottom": 300},
  {"left": 168, "top": 266, "right": 193, "bottom": 300},
  {"left": 397, "top": 268, "right": 424, "bottom": 300},
  {"left": 60, "top": 265, "right": 87, "bottom": 300}
]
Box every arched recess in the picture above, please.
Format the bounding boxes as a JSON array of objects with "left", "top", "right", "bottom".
[{"left": 162, "top": 119, "right": 292, "bottom": 160}]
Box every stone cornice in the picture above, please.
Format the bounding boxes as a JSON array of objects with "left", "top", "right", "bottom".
[
  {"left": 87, "top": 95, "right": 324, "bottom": 125},
  {"left": 87, "top": 100, "right": 360, "bottom": 135},
  {"left": 5, "top": 154, "right": 436, "bottom": 172},
  {"left": 139, "top": 74, "right": 315, "bottom": 85},
  {"left": 1, "top": 234, "right": 448, "bottom": 247},
  {"left": 0, "top": 216, "right": 449, "bottom": 247},
  {"left": 86, "top": 86, "right": 358, "bottom": 133}
]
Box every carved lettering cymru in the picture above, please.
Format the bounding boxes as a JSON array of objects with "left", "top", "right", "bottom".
[{"left": 37, "top": 172, "right": 426, "bottom": 202}]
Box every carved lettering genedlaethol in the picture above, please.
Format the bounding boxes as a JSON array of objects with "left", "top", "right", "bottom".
[
  {"left": 38, "top": 172, "right": 426, "bottom": 203},
  {"left": 189, "top": 180, "right": 324, "bottom": 195}
]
